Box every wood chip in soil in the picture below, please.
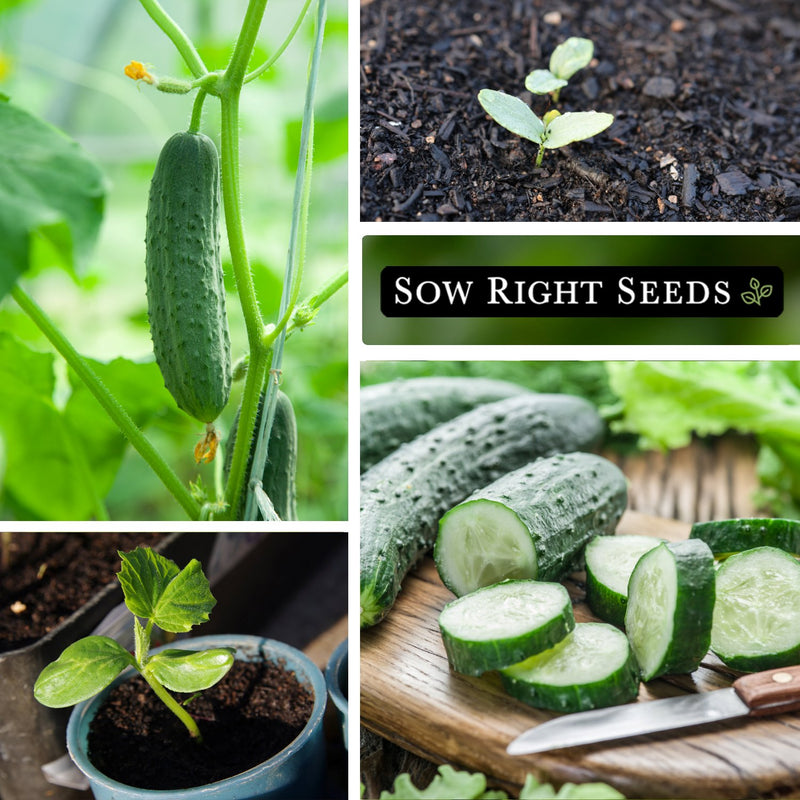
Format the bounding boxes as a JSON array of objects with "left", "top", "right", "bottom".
[{"left": 361, "top": 0, "right": 800, "bottom": 221}]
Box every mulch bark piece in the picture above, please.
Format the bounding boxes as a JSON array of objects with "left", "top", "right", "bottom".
[
  {"left": 360, "top": 0, "right": 800, "bottom": 221},
  {"left": 88, "top": 660, "right": 314, "bottom": 790},
  {"left": 0, "top": 532, "right": 168, "bottom": 653}
]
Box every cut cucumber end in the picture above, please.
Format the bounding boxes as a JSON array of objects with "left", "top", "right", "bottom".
[
  {"left": 711, "top": 545, "right": 800, "bottom": 672},
  {"left": 501, "top": 622, "right": 639, "bottom": 712},
  {"left": 435, "top": 500, "right": 538, "bottom": 597},
  {"left": 438, "top": 580, "right": 573, "bottom": 676}
]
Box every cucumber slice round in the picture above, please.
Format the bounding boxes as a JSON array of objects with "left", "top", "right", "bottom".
[
  {"left": 624, "top": 539, "right": 715, "bottom": 681},
  {"left": 500, "top": 622, "right": 639, "bottom": 712},
  {"left": 435, "top": 452, "right": 628, "bottom": 597},
  {"left": 438, "top": 580, "right": 574, "bottom": 676},
  {"left": 584, "top": 534, "right": 662, "bottom": 628},
  {"left": 711, "top": 546, "right": 800, "bottom": 672},
  {"left": 690, "top": 518, "right": 800, "bottom": 558}
]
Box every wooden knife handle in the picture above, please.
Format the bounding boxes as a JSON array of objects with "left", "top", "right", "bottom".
[{"left": 733, "top": 664, "right": 800, "bottom": 716}]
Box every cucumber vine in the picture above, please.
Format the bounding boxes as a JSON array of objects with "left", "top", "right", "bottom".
[{"left": 10, "top": 0, "right": 346, "bottom": 521}]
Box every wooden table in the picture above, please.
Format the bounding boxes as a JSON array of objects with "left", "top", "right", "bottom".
[{"left": 360, "top": 437, "right": 795, "bottom": 800}]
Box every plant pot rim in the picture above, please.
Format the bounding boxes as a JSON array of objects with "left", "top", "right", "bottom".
[{"left": 66, "top": 634, "right": 326, "bottom": 796}]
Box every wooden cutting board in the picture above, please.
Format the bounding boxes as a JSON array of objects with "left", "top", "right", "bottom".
[{"left": 360, "top": 510, "right": 800, "bottom": 800}]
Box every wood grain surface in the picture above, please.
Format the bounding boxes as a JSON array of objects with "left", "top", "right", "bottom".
[{"left": 361, "top": 499, "right": 800, "bottom": 799}]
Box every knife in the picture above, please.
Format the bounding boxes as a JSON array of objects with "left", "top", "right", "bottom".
[{"left": 507, "top": 664, "right": 800, "bottom": 755}]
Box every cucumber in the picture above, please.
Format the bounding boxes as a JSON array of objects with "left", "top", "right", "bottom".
[
  {"left": 584, "top": 534, "right": 662, "bottom": 628},
  {"left": 360, "top": 376, "right": 528, "bottom": 471},
  {"left": 224, "top": 390, "right": 298, "bottom": 521},
  {"left": 500, "top": 622, "right": 640, "bottom": 712},
  {"left": 438, "top": 580, "right": 574, "bottom": 676},
  {"left": 690, "top": 517, "right": 800, "bottom": 557},
  {"left": 711, "top": 546, "right": 800, "bottom": 672},
  {"left": 624, "top": 539, "right": 715, "bottom": 681},
  {"left": 360, "top": 393, "right": 604, "bottom": 627},
  {"left": 145, "top": 130, "right": 231, "bottom": 424},
  {"left": 434, "top": 452, "right": 628, "bottom": 597}
]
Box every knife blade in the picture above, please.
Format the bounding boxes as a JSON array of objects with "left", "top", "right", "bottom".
[{"left": 507, "top": 664, "right": 800, "bottom": 755}]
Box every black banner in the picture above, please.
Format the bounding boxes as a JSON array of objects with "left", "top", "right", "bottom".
[{"left": 380, "top": 266, "right": 783, "bottom": 318}]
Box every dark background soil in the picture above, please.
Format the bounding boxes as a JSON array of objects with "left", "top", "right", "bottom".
[
  {"left": 88, "top": 660, "right": 313, "bottom": 790},
  {"left": 361, "top": 0, "right": 800, "bottom": 221}
]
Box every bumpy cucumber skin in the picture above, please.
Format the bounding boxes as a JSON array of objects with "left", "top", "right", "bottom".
[
  {"left": 435, "top": 452, "right": 628, "bottom": 596},
  {"left": 711, "top": 546, "right": 800, "bottom": 672},
  {"left": 690, "top": 517, "right": 800, "bottom": 557},
  {"left": 626, "top": 539, "right": 715, "bottom": 680},
  {"left": 439, "top": 581, "right": 574, "bottom": 676},
  {"left": 145, "top": 131, "right": 231, "bottom": 424},
  {"left": 360, "top": 393, "right": 605, "bottom": 627},
  {"left": 501, "top": 623, "right": 640, "bottom": 712},
  {"left": 360, "top": 376, "right": 528, "bottom": 472},
  {"left": 224, "top": 390, "right": 298, "bottom": 521}
]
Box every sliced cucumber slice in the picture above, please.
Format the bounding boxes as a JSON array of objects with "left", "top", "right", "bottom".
[
  {"left": 500, "top": 622, "right": 639, "bottom": 712},
  {"left": 690, "top": 518, "right": 800, "bottom": 557},
  {"left": 584, "top": 534, "right": 662, "bottom": 628},
  {"left": 624, "top": 539, "right": 715, "bottom": 681},
  {"left": 438, "top": 580, "right": 574, "bottom": 676},
  {"left": 711, "top": 546, "right": 800, "bottom": 672},
  {"left": 435, "top": 452, "right": 627, "bottom": 597}
]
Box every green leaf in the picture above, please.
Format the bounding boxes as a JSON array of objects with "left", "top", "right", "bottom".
[
  {"left": 33, "top": 635, "right": 134, "bottom": 708},
  {"left": 477, "top": 90, "right": 544, "bottom": 143},
  {"left": 549, "top": 37, "right": 594, "bottom": 81},
  {"left": 380, "top": 765, "right": 492, "bottom": 799},
  {"left": 0, "top": 102, "right": 105, "bottom": 300},
  {"left": 555, "top": 783, "right": 624, "bottom": 799},
  {"left": 542, "top": 111, "right": 614, "bottom": 149},
  {"left": 145, "top": 647, "right": 235, "bottom": 693},
  {"left": 741, "top": 291, "right": 757, "bottom": 305},
  {"left": 524, "top": 69, "right": 568, "bottom": 95},
  {"left": 118, "top": 547, "right": 180, "bottom": 619}
]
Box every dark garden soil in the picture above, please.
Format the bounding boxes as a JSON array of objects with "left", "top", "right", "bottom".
[
  {"left": 88, "top": 660, "right": 314, "bottom": 790},
  {"left": 361, "top": 0, "right": 800, "bottom": 221},
  {"left": 0, "top": 532, "right": 167, "bottom": 652}
]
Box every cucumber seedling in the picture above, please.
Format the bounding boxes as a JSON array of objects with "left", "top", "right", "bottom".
[
  {"left": 477, "top": 90, "right": 614, "bottom": 167},
  {"left": 525, "top": 36, "right": 594, "bottom": 103},
  {"left": 33, "top": 547, "right": 234, "bottom": 743}
]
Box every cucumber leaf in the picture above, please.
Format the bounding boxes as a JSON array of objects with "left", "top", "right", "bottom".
[
  {"left": 380, "top": 766, "right": 494, "bottom": 799},
  {"left": 118, "top": 547, "right": 180, "bottom": 618},
  {"left": 543, "top": 112, "right": 614, "bottom": 149},
  {"left": 0, "top": 100, "right": 106, "bottom": 300},
  {"left": 145, "top": 647, "right": 235, "bottom": 693},
  {"left": 524, "top": 69, "right": 568, "bottom": 95},
  {"left": 549, "top": 37, "right": 594, "bottom": 81},
  {"left": 477, "top": 90, "right": 545, "bottom": 143},
  {"left": 33, "top": 635, "right": 134, "bottom": 708}
]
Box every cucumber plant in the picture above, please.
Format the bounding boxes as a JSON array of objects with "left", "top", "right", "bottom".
[
  {"left": 525, "top": 37, "right": 594, "bottom": 103},
  {"left": 0, "top": 0, "right": 347, "bottom": 520},
  {"left": 34, "top": 547, "right": 234, "bottom": 742}
]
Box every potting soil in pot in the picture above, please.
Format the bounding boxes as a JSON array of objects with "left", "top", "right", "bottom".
[
  {"left": 87, "top": 660, "right": 315, "bottom": 790},
  {"left": 0, "top": 532, "right": 168, "bottom": 652}
]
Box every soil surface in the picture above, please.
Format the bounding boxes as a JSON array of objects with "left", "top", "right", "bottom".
[
  {"left": 0, "top": 532, "right": 167, "bottom": 652},
  {"left": 88, "top": 660, "right": 314, "bottom": 790},
  {"left": 361, "top": 0, "right": 800, "bottom": 221}
]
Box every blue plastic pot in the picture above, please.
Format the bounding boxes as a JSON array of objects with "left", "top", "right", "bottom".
[
  {"left": 66, "top": 635, "right": 326, "bottom": 800},
  {"left": 324, "top": 639, "right": 347, "bottom": 750}
]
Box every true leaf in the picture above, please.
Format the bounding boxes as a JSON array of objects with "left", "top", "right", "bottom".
[
  {"left": 477, "top": 90, "right": 544, "bottom": 143},
  {"left": 0, "top": 101, "right": 106, "bottom": 300},
  {"left": 543, "top": 111, "right": 614, "bottom": 149},
  {"left": 118, "top": 546, "right": 180, "bottom": 619},
  {"left": 524, "top": 69, "right": 568, "bottom": 95},
  {"left": 151, "top": 558, "right": 217, "bottom": 632},
  {"left": 549, "top": 37, "right": 594, "bottom": 80},
  {"left": 33, "top": 635, "right": 134, "bottom": 708},
  {"left": 146, "top": 647, "right": 235, "bottom": 693}
]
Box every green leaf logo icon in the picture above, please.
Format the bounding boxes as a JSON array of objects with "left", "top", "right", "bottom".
[{"left": 742, "top": 278, "right": 772, "bottom": 306}]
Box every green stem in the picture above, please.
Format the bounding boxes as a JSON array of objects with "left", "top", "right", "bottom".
[
  {"left": 244, "top": 0, "right": 313, "bottom": 83},
  {"left": 189, "top": 88, "right": 207, "bottom": 133},
  {"left": 280, "top": 266, "right": 348, "bottom": 341},
  {"left": 223, "top": 0, "right": 269, "bottom": 89},
  {"left": 141, "top": 669, "right": 203, "bottom": 741},
  {"left": 137, "top": 0, "right": 207, "bottom": 78},
  {"left": 535, "top": 145, "right": 544, "bottom": 167},
  {"left": 11, "top": 285, "right": 202, "bottom": 521}
]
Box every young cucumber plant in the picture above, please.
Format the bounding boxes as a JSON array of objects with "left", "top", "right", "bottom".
[
  {"left": 525, "top": 37, "right": 594, "bottom": 103},
  {"left": 477, "top": 89, "right": 613, "bottom": 167},
  {"left": 34, "top": 548, "right": 233, "bottom": 743}
]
